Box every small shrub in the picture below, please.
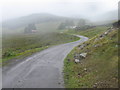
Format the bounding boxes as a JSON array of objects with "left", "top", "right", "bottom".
[{"left": 3, "top": 50, "right": 16, "bottom": 58}]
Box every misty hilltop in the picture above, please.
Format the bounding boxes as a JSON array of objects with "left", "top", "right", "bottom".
[
  {"left": 92, "top": 10, "right": 118, "bottom": 22},
  {"left": 2, "top": 13, "right": 65, "bottom": 29},
  {"left": 2, "top": 9, "right": 118, "bottom": 29}
]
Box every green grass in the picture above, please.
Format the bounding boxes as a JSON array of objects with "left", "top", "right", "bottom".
[
  {"left": 1, "top": 46, "right": 48, "bottom": 66},
  {"left": 2, "top": 20, "right": 80, "bottom": 66},
  {"left": 2, "top": 20, "right": 62, "bottom": 35},
  {"left": 2, "top": 32, "right": 79, "bottom": 66},
  {"left": 64, "top": 26, "right": 108, "bottom": 38},
  {"left": 64, "top": 28, "right": 118, "bottom": 88},
  {"left": 36, "top": 21, "right": 62, "bottom": 33}
]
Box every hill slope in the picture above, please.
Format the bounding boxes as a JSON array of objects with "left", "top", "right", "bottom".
[
  {"left": 64, "top": 27, "right": 118, "bottom": 88},
  {"left": 2, "top": 13, "right": 64, "bottom": 29}
]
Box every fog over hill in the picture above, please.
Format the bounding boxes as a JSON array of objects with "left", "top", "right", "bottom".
[
  {"left": 1, "top": 0, "right": 118, "bottom": 22},
  {"left": 2, "top": 13, "right": 81, "bottom": 29},
  {"left": 2, "top": 13, "right": 63, "bottom": 29},
  {"left": 92, "top": 10, "right": 118, "bottom": 22},
  {"left": 2, "top": 9, "right": 118, "bottom": 29},
  {"left": 1, "top": 0, "right": 118, "bottom": 30}
]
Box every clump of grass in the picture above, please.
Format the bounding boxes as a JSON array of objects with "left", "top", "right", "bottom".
[{"left": 64, "top": 28, "right": 118, "bottom": 88}]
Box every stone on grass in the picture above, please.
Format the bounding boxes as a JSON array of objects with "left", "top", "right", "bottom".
[
  {"left": 115, "top": 45, "right": 118, "bottom": 47},
  {"left": 84, "top": 68, "right": 87, "bottom": 71},
  {"left": 93, "top": 44, "right": 101, "bottom": 47},
  {"left": 80, "top": 53, "right": 87, "bottom": 58},
  {"left": 104, "top": 31, "right": 108, "bottom": 35},
  {"left": 74, "top": 59, "right": 80, "bottom": 63},
  {"left": 99, "top": 34, "right": 105, "bottom": 39},
  {"left": 78, "top": 73, "right": 81, "bottom": 77},
  {"left": 79, "top": 44, "right": 87, "bottom": 49}
]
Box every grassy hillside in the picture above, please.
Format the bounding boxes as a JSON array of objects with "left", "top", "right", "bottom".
[
  {"left": 64, "top": 27, "right": 118, "bottom": 88},
  {"left": 2, "top": 13, "right": 78, "bottom": 30},
  {"left": 36, "top": 21, "right": 62, "bottom": 33},
  {"left": 2, "top": 20, "right": 63, "bottom": 35},
  {"left": 2, "top": 32, "right": 79, "bottom": 66},
  {"left": 64, "top": 26, "right": 108, "bottom": 38}
]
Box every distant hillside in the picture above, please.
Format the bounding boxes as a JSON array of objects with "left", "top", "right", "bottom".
[
  {"left": 2, "top": 10, "right": 118, "bottom": 31},
  {"left": 2, "top": 13, "right": 67, "bottom": 29}
]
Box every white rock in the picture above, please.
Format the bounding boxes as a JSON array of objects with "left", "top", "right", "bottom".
[
  {"left": 80, "top": 53, "right": 87, "bottom": 58},
  {"left": 115, "top": 45, "right": 118, "bottom": 47},
  {"left": 104, "top": 31, "right": 108, "bottom": 35},
  {"left": 84, "top": 68, "right": 87, "bottom": 71},
  {"left": 74, "top": 59, "right": 80, "bottom": 63},
  {"left": 93, "top": 44, "right": 101, "bottom": 47}
]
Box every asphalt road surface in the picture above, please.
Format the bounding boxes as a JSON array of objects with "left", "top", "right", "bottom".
[{"left": 2, "top": 35, "right": 88, "bottom": 88}]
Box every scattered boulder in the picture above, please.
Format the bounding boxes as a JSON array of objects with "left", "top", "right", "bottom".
[
  {"left": 74, "top": 59, "right": 80, "bottom": 63},
  {"left": 115, "top": 45, "right": 118, "bottom": 47},
  {"left": 94, "top": 29, "right": 112, "bottom": 42},
  {"left": 84, "top": 68, "right": 87, "bottom": 72},
  {"left": 93, "top": 44, "right": 101, "bottom": 48},
  {"left": 78, "top": 44, "right": 87, "bottom": 49},
  {"left": 78, "top": 73, "right": 81, "bottom": 77},
  {"left": 104, "top": 31, "right": 108, "bottom": 35},
  {"left": 93, "top": 83, "right": 98, "bottom": 88},
  {"left": 80, "top": 53, "right": 87, "bottom": 58},
  {"left": 99, "top": 34, "right": 105, "bottom": 39}
]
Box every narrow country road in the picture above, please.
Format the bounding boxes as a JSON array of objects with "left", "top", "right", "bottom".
[{"left": 2, "top": 35, "right": 88, "bottom": 88}]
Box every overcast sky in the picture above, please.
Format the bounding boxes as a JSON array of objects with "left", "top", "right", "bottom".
[{"left": 0, "top": 0, "right": 119, "bottom": 22}]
